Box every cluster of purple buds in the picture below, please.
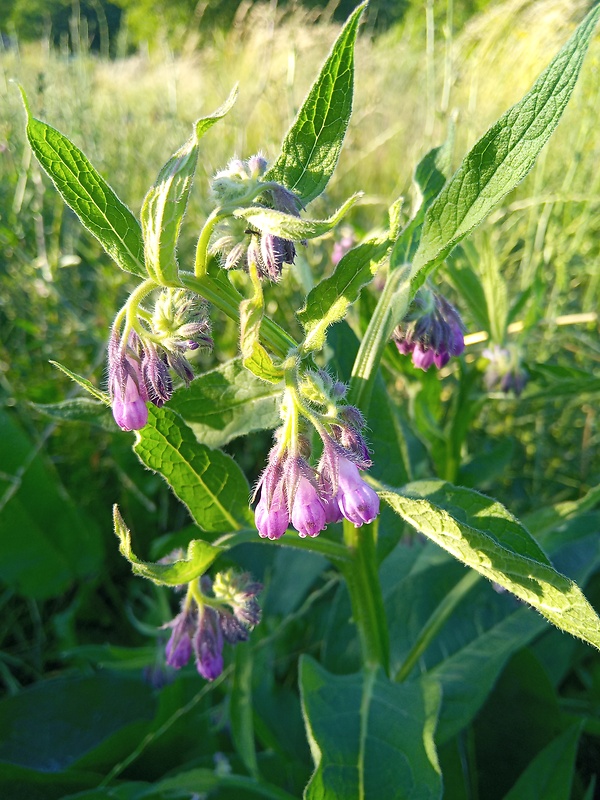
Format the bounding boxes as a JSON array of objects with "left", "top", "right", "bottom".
[
  {"left": 164, "top": 571, "right": 262, "bottom": 681},
  {"left": 254, "top": 371, "right": 380, "bottom": 539},
  {"left": 210, "top": 155, "right": 303, "bottom": 282},
  {"left": 108, "top": 290, "right": 212, "bottom": 431},
  {"left": 483, "top": 344, "right": 528, "bottom": 396},
  {"left": 393, "top": 291, "right": 465, "bottom": 371}
]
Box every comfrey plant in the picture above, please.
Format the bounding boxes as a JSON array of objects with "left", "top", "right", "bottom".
[{"left": 22, "top": 4, "right": 600, "bottom": 797}]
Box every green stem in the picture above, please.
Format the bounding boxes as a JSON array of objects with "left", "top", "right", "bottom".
[
  {"left": 194, "top": 208, "right": 228, "bottom": 277},
  {"left": 181, "top": 272, "right": 297, "bottom": 359},
  {"left": 348, "top": 264, "right": 411, "bottom": 411},
  {"left": 342, "top": 518, "right": 390, "bottom": 673},
  {"left": 394, "top": 569, "right": 480, "bottom": 682},
  {"left": 213, "top": 528, "right": 351, "bottom": 566},
  {"left": 340, "top": 265, "right": 412, "bottom": 675}
]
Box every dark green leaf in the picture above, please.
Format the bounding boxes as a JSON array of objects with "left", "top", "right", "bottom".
[
  {"left": 168, "top": 358, "right": 282, "bottom": 448},
  {"left": 134, "top": 405, "right": 254, "bottom": 533},
  {"left": 263, "top": 2, "right": 366, "bottom": 204},
  {"left": 297, "top": 236, "right": 390, "bottom": 353},
  {"left": 32, "top": 397, "right": 117, "bottom": 431},
  {"left": 21, "top": 89, "right": 146, "bottom": 278},
  {"left": 503, "top": 724, "right": 582, "bottom": 800},
  {"left": 380, "top": 481, "right": 600, "bottom": 650},
  {"left": 0, "top": 409, "right": 103, "bottom": 599},
  {"left": 0, "top": 672, "right": 156, "bottom": 772},
  {"left": 300, "top": 658, "right": 442, "bottom": 800},
  {"left": 411, "top": 6, "right": 600, "bottom": 283}
]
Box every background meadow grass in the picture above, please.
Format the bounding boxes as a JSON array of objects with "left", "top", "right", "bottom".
[{"left": 0, "top": 0, "right": 599, "bottom": 794}]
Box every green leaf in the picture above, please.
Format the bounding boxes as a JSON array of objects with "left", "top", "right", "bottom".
[
  {"left": 0, "top": 672, "right": 156, "bottom": 772},
  {"left": 390, "top": 141, "right": 451, "bottom": 269},
  {"left": 379, "top": 481, "right": 600, "bottom": 651},
  {"left": 134, "top": 405, "right": 254, "bottom": 533},
  {"left": 410, "top": 5, "right": 600, "bottom": 283},
  {"left": 141, "top": 88, "right": 237, "bottom": 284},
  {"left": 21, "top": 89, "right": 146, "bottom": 278},
  {"left": 49, "top": 361, "right": 109, "bottom": 404},
  {"left": 0, "top": 409, "right": 103, "bottom": 599},
  {"left": 239, "top": 263, "right": 286, "bottom": 383},
  {"left": 297, "top": 236, "right": 390, "bottom": 353},
  {"left": 32, "top": 397, "right": 117, "bottom": 431},
  {"left": 113, "top": 506, "right": 222, "bottom": 585},
  {"left": 235, "top": 193, "right": 361, "bottom": 241},
  {"left": 168, "top": 358, "right": 282, "bottom": 448},
  {"left": 503, "top": 724, "right": 582, "bottom": 800},
  {"left": 300, "top": 658, "right": 442, "bottom": 800},
  {"left": 420, "top": 527, "right": 600, "bottom": 743},
  {"left": 263, "top": 2, "right": 366, "bottom": 204},
  {"left": 230, "top": 645, "right": 259, "bottom": 779}
]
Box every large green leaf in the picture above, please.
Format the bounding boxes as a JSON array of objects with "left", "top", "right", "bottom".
[
  {"left": 263, "top": 2, "right": 366, "bottom": 204},
  {"left": 0, "top": 409, "right": 103, "bottom": 599},
  {"left": 21, "top": 89, "right": 146, "bottom": 278},
  {"left": 380, "top": 481, "right": 600, "bottom": 650},
  {"left": 168, "top": 358, "right": 282, "bottom": 448},
  {"left": 134, "top": 406, "right": 254, "bottom": 533},
  {"left": 411, "top": 5, "right": 600, "bottom": 283},
  {"left": 33, "top": 397, "right": 117, "bottom": 432},
  {"left": 300, "top": 657, "right": 442, "bottom": 800},
  {"left": 297, "top": 236, "right": 390, "bottom": 353},
  {"left": 0, "top": 672, "right": 156, "bottom": 772},
  {"left": 141, "top": 88, "right": 237, "bottom": 284},
  {"left": 425, "top": 526, "right": 600, "bottom": 743},
  {"left": 390, "top": 141, "right": 451, "bottom": 270},
  {"left": 113, "top": 506, "right": 223, "bottom": 585},
  {"left": 503, "top": 724, "right": 582, "bottom": 800}
]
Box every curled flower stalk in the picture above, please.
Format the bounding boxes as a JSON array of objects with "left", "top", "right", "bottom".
[
  {"left": 253, "top": 368, "right": 380, "bottom": 539},
  {"left": 393, "top": 289, "right": 465, "bottom": 370},
  {"left": 209, "top": 154, "right": 303, "bottom": 282},
  {"left": 107, "top": 288, "right": 213, "bottom": 430},
  {"left": 164, "top": 570, "right": 262, "bottom": 681}
]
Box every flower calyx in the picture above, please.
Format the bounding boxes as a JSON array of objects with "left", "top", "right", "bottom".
[
  {"left": 393, "top": 289, "right": 465, "bottom": 371},
  {"left": 210, "top": 154, "right": 302, "bottom": 282},
  {"left": 164, "top": 570, "right": 262, "bottom": 681},
  {"left": 253, "top": 369, "right": 379, "bottom": 540},
  {"left": 108, "top": 288, "right": 212, "bottom": 430}
]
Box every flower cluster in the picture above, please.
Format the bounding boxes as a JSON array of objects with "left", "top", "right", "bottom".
[
  {"left": 164, "top": 570, "right": 262, "bottom": 681},
  {"left": 483, "top": 344, "right": 528, "bottom": 396},
  {"left": 108, "top": 289, "right": 212, "bottom": 431},
  {"left": 254, "top": 371, "right": 380, "bottom": 539},
  {"left": 210, "top": 155, "right": 303, "bottom": 281},
  {"left": 393, "top": 290, "right": 465, "bottom": 370}
]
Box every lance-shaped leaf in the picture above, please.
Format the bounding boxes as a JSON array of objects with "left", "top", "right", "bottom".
[
  {"left": 235, "top": 193, "right": 361, "bottom": 241},
  {"left": 141, "top": 88, "right": 237, "bottom": 285},
  {"left": 300, "top": 657, "right": 442, "bottom": 800},
  {"left": 410, "top": 5, "right": 600, "bottom": 284},
  {"left": 263, "top": 3, "right": 366, "bottom": 205},
  {"left": 33, "top": 397, "right": 117, "bottom": 432},
  {"left": 49, "top": 360, "right": 109, "bottom": 404},
  {"left": 134, "top": 406, "right": 254, "bottom": 533},
  {"left": 168, "top": 358, "right": 282, "bottom": 448},
  {"left": 390, "top": 140, "right": 451, "bottom": 270},
  {"left": 21, "top": 88, "right": 146, "bottom": 278},
  {"left": 239, "top": 263, "right": 286, "bottom": 384},
  {"left": 379, "top": 481, "right": 600, "bottom": 650},
  {"left": 113, "top": 505, "right": 223, "bottom": 585},
  {"left": 298, "top": 236, "right": 390, "bottom": 353}
]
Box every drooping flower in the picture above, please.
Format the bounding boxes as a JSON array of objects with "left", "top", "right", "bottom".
[
  {"left": 483, "top": 344, "right": 528, "bottom": 396},
  {"left": 162, "top": 569, "right": 262, "bottom": 681},
  {"left": 107, "top": 330, "right": 149, "bottom": 431},
  {"left": 393, "top": 291, "right": 465, "bottom": 371}
]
